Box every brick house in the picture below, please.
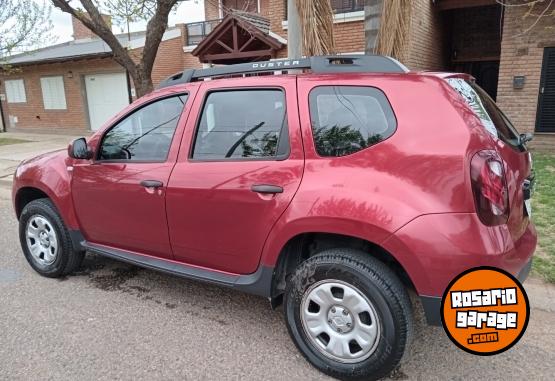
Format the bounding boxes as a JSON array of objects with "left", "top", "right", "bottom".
[
  {"left": 181, "top": 0, "right": 365, "bottom": 64},
  {"left": 0, "top": 0, "right": 553, "bottom": 148},
  {"left": 182, "top": 0, "right": 554, "bottom": 148},
  {"left": 363, "top": 0, "right": 555, "bottom": 148},
  {"left": 0, "top": 16, "right": 185, "bottom": 133}
]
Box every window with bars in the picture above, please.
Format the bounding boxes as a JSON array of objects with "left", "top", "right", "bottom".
[
  {"left": 185, "top": 19, "right": 222, "bottom": 45},
  {"left": 222, "top": 0, "right": 258, "bottom": 13},
  {"left": 330, "top": 0, "right": 364, "bottom": 14},
  {"left": 284, "top": 0, "right": 363, "bottom": 18}
]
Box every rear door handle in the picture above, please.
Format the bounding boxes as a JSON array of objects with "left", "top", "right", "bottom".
[
  {"left": 140, "top": 180, "right": 164, "bottom": 188},
  {"left": 251, "top": 184, "right": 283, "bottom": 194}
]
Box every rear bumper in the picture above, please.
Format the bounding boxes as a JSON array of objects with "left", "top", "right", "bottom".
[
  {"left": 420, "top": 257, "right": 533, "bottom": 326},
  {"left": 382, "top": 212, "right": 537, "bottom": 326}
]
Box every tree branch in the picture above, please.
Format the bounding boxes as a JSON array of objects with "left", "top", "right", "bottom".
[
  {"left": 51, "top": 0, "right": 136, "bottom": 74},
  {"left": 141, "top": 0, "right": 178, "bottom": 76}
]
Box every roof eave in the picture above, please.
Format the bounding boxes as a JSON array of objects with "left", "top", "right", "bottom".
[{"left": 2, "top": 52, "right": 113, "bottom": 67}]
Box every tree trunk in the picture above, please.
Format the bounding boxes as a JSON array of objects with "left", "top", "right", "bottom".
[
  {"left": 132, "top": 69, "right": 154, "bottom": 98},
  {"left": 51, "top": 0, "right": 177, "bottom": 98}
]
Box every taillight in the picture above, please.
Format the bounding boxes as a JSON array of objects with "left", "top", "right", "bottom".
[{"left": 470, "top": 150, "right": 509, "bottom": 226}]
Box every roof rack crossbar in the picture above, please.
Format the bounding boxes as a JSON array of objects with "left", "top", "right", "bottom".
[{"left": 158, "top": 55, "right": 407, "bottom": 89}]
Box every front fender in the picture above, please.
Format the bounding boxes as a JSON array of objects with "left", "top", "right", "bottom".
[{"left": 13, "top": 150, "right": 79, "bottom": 230}]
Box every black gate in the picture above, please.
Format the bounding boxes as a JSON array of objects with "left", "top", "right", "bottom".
[{"left": 536, "top": 47, "right": 555, "bottom": 133}]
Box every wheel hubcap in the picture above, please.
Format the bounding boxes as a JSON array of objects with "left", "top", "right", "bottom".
[
  {"left": 26, "top": 215, "right": 58, "bottom": 265},
  {"left": 327, "top": 306, "right": 354, "bottom": 333},
  {"left": 301, "top": 280, "right": 381, "bottom": 363}
]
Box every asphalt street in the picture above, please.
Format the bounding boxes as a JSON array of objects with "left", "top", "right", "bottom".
[{"left": 0, "top": 185, "right": 554, "bottom": 380}]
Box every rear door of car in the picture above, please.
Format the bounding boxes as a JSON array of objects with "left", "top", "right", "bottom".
[{"left": 165, "top": 76, "right": 304, "bottom": 274}]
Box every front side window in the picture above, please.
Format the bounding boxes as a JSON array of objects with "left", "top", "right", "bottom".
[
  {"left": 309, "top": 86, "right": 397, "bottom": 157},
  {"left": 447, "top": 78, "right": 521, "bottom": 149},
  {"left": 99, "top": 95, "right": 187, "bottom": 161},
  {"left": 192, "top": 89, "right": 288, "bottom": 160}
]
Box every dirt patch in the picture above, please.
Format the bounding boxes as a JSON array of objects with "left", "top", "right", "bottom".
[
  {"left": 89, "top": 266, "right": 141, "bottom": 291},
  {"left": 71, "top": 253, "right": 231, "bottom": 326},
  {"left": 0, "top": 138, "right": 29, "bottom": 146}
]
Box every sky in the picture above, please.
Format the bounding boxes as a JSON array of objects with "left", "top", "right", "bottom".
[{"left": 49, "top": 0, "right": 205, "bottom": 44}]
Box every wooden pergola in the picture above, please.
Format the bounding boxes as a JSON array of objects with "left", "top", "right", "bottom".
[{"left": 191, "top": 13, "right": 285, "bottom": 65}]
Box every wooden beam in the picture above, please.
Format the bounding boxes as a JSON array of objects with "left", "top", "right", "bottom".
[
  {"left": 239, "top": 36, "right": 256, "bottom": 52},
  {"left": 215, "top": 39, "right": 234, "bottom": 53},
  {"left": 451, "top": 55, "right": 500, "bottom": 63},
  {"left": 232, "top": 21, "right": 239, "bottom": 51},
  {"left": 201, "top": 49, "right": 274, "bottom": 61},
  {"left": 438, "top": 0, "right": 496, "bottom": 11}
]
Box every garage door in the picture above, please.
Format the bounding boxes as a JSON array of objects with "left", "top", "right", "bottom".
[{"left": 85, "top": 73, "right": 130, "bottom": 131}]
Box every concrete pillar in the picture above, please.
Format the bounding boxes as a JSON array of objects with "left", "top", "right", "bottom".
[
  {"left": 287, "top": 0, "right": 302, "bottom": 59},
  {"left": 365, "top": 0, "right": 384, "bottom": 54}
]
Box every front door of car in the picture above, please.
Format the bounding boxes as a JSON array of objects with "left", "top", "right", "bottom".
[
  {"left": 166, "top": 77, "right": 304, "bottom": 274},
  {"left": 72, "top": 93, "right": 191, "bottom": 259}
]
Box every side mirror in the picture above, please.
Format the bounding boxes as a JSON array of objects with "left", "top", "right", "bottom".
[
  {"left": 68, "top": 138, "right": 92, "bottom": 160},
  {"left": 520, "top": 133, "right": 533, "bottom": 145}
]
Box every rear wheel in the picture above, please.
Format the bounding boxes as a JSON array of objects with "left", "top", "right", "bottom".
[
  {"left": 284, "top": 249, "right": 412, "bottom": 381},
  {"left": 19, "top": 198, "right": 84, "bottom": 277}
]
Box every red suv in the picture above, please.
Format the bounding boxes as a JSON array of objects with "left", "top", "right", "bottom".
[{"left": 12, "top": 56, "right": 536, "bottom": 380}]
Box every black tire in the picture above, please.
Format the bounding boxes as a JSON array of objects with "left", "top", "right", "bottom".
[
  {"left": 19, "top": 198, "right": 84, "bottom": 277},
  {"left": 284, "top": 249, "right": 412, "bottom": 381}
]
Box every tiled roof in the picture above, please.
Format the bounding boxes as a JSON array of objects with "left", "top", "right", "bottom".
[
  {"left": 3, "top": 28, "right": 181, "bottom": 65},
  {"left": 231, "top": 10, "right": 271, "bottom": 34}
]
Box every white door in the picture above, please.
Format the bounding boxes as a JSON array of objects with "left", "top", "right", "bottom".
[{"left": 85, "top": 73, "right": 129, "bottom": 131}]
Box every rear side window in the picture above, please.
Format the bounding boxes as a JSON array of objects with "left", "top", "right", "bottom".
[
  {"left": 192, "top": 89, "right": 288, "bottom": 160},
  {"left": 309, "top": 86, "right": 396, "bottom": 157},
  {"left": 446, "top": 78, "right": 522, "bottom": 149}
]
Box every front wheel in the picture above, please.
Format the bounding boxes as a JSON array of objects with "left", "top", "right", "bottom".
[
  {"left": 19, "top": 198, "right": 84, "bottom": 277},
  {"left": 284, "top": 249, "right": 412, "bottom": 381}
]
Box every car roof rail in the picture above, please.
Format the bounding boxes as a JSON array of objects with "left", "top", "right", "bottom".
[{"left": 157, "top": 54, "right": 408, "bottom": 89}]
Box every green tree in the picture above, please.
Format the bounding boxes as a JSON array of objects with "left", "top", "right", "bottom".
[
  {"left": 0, "top": 0, "right": 53, "bottom": 58},
  {"left": 103, "top": 0, "right": 156, "bottom": 40}
]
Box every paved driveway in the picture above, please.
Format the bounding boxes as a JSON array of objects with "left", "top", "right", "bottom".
[{"left": 1, "top": 187, "right": 554, "bottom": 380}]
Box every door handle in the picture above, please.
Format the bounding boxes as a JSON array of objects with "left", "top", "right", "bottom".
[
  {"left": 251, "top": 184, "right": 283, "bottom": 194},
  {"left": 140, "top": 180, "right": 164, "bottom": 188}
]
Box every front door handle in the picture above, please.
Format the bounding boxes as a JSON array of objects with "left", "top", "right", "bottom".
[
  {"left": 140, "top": 180, "right": 164, "bottom": 189},
  {"left": 251, "top": 184, "right": 283, "bottom": 194}
]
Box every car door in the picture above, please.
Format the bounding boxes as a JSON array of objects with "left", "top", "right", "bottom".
[
  {"left": 72, "top": 92, "right": 192, "bottom": 259},
  {"left": 166, "top": 77, "right": 304, "bottom": 274}
]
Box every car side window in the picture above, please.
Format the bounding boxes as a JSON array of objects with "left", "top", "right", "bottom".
[
  {"left": 99, "top": 94, "right": 187, "bottom": 161},
  {"left": 309, "top": 86, "right": 397, "bottom": 157},
  {"left": 446, "top": 78, "right": 522, "bottom": 149},
  {"left": 192, "top": 89, "right": 288, "bottom": 160}
]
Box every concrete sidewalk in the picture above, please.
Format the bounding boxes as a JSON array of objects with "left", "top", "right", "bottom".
[{"left": 0, "top": 131, "right": 87, "bottom": 186}]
